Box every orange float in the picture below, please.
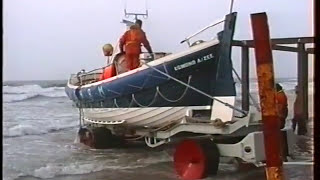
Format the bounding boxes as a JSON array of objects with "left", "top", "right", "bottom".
[{"left": 99, "top": 64, "right": 116, "bottom": 81}]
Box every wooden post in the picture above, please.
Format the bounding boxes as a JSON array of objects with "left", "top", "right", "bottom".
[
  {"left": 297, "top": 42, "right": 308, "bottom": 134},
  {"left": 250, "top": 12, "right": 285, "bottom": 180},
  {"left": 241, "top": 45, "right": 250, "bottom": 111}
]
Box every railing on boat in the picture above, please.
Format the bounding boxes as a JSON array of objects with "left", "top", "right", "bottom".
[
  {"left": 180, "top": 18, "right": 225, "bottom": 47},
  {"left": 69, "top": 67, "right": 105, "bottom": 86},
  {"left": 69, "top": 52, "right": 170, "bottom": 86}
]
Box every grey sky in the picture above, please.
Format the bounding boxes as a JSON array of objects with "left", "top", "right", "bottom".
[{"left": 3, "top": 0, "right": 313, "bottom": 81}]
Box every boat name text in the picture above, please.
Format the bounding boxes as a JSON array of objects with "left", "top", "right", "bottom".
[{"left": 174, "top": 53, "right": 214, "bottom": 71}]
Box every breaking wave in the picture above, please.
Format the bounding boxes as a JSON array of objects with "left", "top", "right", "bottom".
[
  {"left": 31, "top": 152, "right": 171, "bottom": 179},
  {"left": 3, "top": 119, "right": 78, "bottom": 138},
  {"left": 32, "top": 162, "right": 143, "bottom": 179},
  {"left": 235, "top": 81, "right": 314, "bottom": 95},
  {"left": 3, "top": 121, "right": 78, "bottom": 138},
  {"left": 3, "top": 85, "right": 67, "bottom": 103}
]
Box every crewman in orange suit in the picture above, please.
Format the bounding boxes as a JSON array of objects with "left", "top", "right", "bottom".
[
  {"left": 119, "top": 19, "right": 153, "bottom": 71},
  {"left": 275, "top": 83, "right": 288, "bottom": 129},
  {"left": 275, "top": 83, "right": 289, "bottom": 161}
]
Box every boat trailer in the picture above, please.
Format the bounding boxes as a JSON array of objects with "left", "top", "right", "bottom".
[
  {"left": 72, "top": 10, "right": 314, "bottom": 180},
  {"left": 79, "top": 105, "right": 296, "bottom": 179}
]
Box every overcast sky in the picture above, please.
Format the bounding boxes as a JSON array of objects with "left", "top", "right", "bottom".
[{"left": 3, "top": 0, "right": 314, "bottom": 81}]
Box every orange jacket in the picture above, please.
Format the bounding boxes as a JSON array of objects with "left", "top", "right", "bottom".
[
  {"left": 275, "top": 90, "right": 288, "bottom": 118},
  {"left": 99, "top": 64, "right": 116, "bottom": 81},
  {"left": 119, "top": 25, "right": 152, "bottom": 54}
]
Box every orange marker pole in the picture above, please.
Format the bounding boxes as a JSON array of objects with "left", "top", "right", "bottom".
[{"left": 250, "top": 13, "right": 285, "bottom": 180}]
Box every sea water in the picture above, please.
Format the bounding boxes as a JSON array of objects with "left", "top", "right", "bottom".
[{"left": 3, "top": 79, "right": 313, "bottom": 180}]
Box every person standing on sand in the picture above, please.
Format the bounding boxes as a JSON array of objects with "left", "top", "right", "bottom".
[{"left": 292, "top": 86, "right": 308, "bottom": 135}]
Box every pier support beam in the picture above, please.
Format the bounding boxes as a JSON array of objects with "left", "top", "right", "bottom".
[
  {"left": 241, "top": 45, "right": 250, "bottom": 111},
  {"left": 297, "top": 42, "right": 308, "bottom": 134},
  {"left": 251, "top": 12, "right": 285, "bottom": 180}
]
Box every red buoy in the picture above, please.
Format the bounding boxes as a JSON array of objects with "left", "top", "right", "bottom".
[{"left": 174, "top": 139, "right": 207, "bottom": 180}]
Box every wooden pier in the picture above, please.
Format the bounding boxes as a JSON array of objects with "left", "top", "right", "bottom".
[{"left": 232, "top": 37, "right": 314, "bottom": 132}]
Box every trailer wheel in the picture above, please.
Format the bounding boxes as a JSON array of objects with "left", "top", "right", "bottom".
[
  {"left": 92, "top": 127, "right": 114, "bottom": 149},
  {"left": 173, "top": 139, "right": 220, "bottom": 180},
  {"left": 201, "top": 140, "right": 220, "bottom": 175},
  {"left": 78, "top": 127, "right": 125, "bottom": 149},
  {"left": 78, "top": 127, "right": 95, "bottom": 148}
]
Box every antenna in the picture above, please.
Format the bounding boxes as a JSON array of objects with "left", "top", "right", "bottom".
[
  {"left": 229, "top": 0, "right": 235, "bottom": 14},
  {"left": 123, "top": 0, "right": 148, "bottom": 20},
  {"left": 124, "top": 10, "right": 148, "bottom": 20}
]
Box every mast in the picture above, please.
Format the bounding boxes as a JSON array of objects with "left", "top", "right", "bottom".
[
  {"left": 123, "top": 0, "right": 148, "bottom": 21},
  {"left": 124, "top": 9, "right": 148, "bottom": 21}
]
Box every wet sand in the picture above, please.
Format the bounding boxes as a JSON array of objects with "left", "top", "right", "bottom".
[
  {"left": 18, "top": 162, "right": 313, "bottom": 180},
  {"left": 15, "top": 91, "right": 314, "bottom": 180},
  {"left": 17, "top": 117, "right": 314, "bottom": 180}
]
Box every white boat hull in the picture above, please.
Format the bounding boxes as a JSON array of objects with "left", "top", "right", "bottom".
[{"left": 83, "top": 106, "right": 211, "bottom": 128}]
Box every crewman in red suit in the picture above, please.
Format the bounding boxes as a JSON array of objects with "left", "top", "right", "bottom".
[{"left": 119, "top": 19, "right": 153, "bottom": 70}]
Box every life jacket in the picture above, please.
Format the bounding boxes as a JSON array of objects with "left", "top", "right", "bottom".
[
  {"left": 119, "top": 25, "right": 151, "bottom": 54},
  {"left": 275, "top": 90, "right": 288, "bottom": 118},
  {"left": 99, "top": 64, "right": 116, "bottom": 81},
  {"left": 276, "top": 90, "right": 288, "bottom": 107}
]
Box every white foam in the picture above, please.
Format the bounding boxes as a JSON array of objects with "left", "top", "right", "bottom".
[
  {"left": 3, "top": 120, "right": 78, "bottom": 137},
  {"left": 3, "top": 84, "right": 42, "bottom": 94},
  {"left": 31, "top": 150, "right": 171, "bottom": 179},
  {"left": 33, "top": 162, "right": 144, "bottom": 179},
  {"left": 3, "top": 93, "right": 39, "bottom": 103},
  {"left": 4, "top": 124, "right": 48, "bottom": 137},
  {"left": 3, "top": 85, "right": 67, "bottom": 103},
  {"left": 235, "top": 81, "right": 314, "bottom": 96},
  {"left": 3, "top": 172, "right": 25, "bottom": 180},
  {"left": 136, "top": 153, "right": 171, "bottom": 164}
]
